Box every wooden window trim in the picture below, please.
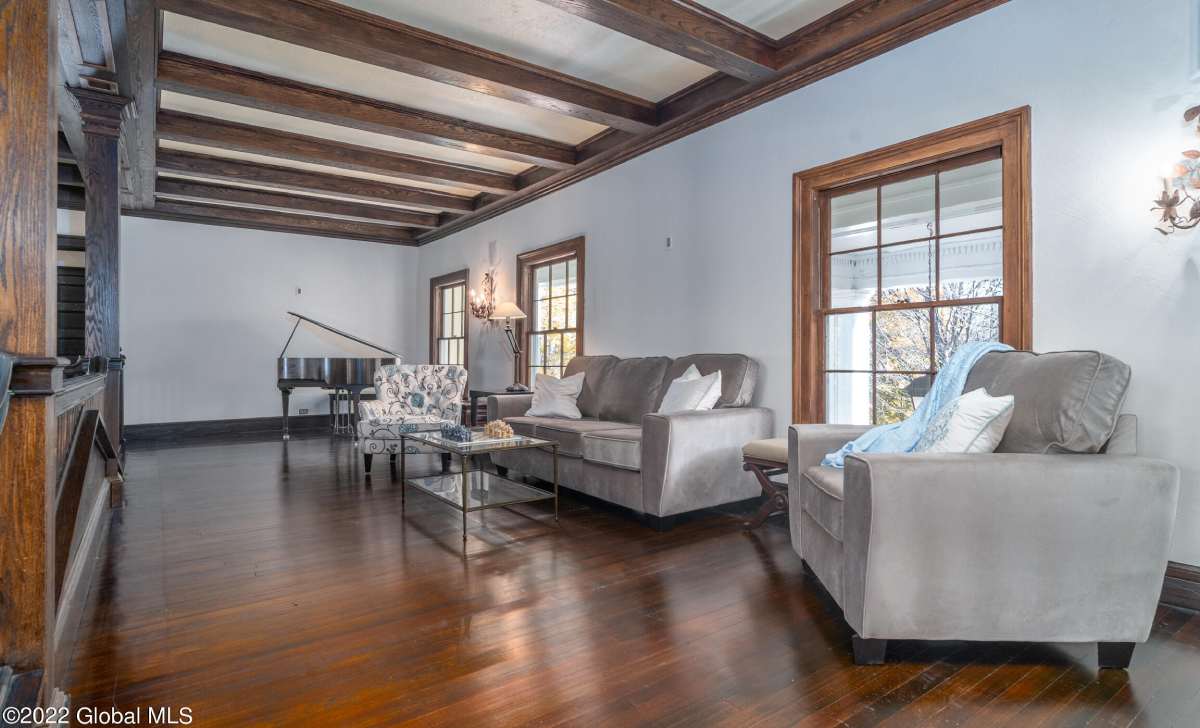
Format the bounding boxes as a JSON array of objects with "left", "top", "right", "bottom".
[
  {"left": 792, "top": 107, "right": 1031, "bottom": 423},
  {"left": 429, "top": 268, "right": 469, "bottom": 370},
  {"left": 516, "top": 236, "right": 585, "bottom": 385}
]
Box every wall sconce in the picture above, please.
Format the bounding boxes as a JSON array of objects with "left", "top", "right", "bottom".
[
  {"left": 1153, "top": 104, "right": 1200, "bottom": 234},
  {"left": 468, "top": 271, "right": 496, "bottom": 320}
]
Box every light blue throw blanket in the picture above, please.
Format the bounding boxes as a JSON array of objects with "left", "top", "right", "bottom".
[{"left": 821, "top": 340, "right": 1013, "bottom": 468}]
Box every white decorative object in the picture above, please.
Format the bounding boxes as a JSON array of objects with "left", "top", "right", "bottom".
[
  {"left": 658, "top": 365, "right": 722, "bottom": 414},
  {"left": 525, "top": 371, "right": 585, "bottom": 419},
  {"left": 914, "top": 387, "right": 1015, "bottom": 454}
]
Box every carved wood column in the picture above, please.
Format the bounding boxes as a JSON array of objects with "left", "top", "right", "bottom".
[
  {"left": 0, "top": 0, "right": 59, "bottom": 674},
  {"left": 69, "top": 88, "right": 130, "bottom": 459}
]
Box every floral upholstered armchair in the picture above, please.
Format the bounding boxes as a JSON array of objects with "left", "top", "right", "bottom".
[{"left": 357, "top": 364, "right": 467, "bottom": 473}]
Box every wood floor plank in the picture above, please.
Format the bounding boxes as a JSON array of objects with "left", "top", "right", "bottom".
[{"left": 64, "top": 436, "right": 1200, "bottom": 727}]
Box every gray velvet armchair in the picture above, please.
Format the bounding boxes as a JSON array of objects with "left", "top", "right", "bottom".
[{"left": 789, "top": 350, "right": 1180, "bottom": 669}]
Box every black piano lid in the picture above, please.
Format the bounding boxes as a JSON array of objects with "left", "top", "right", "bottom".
[{"left": 280, "top": 311, "right": 402, "bottom": 359}]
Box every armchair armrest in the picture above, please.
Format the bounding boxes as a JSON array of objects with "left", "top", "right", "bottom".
[
  {"left": 840, "top": 452, "right": 1180, "bottom": 643},
  {"left": 642, "top": 407, "right": 774, "bottom": 517},
  {"left": 788, "top": 423, "right": 871, "bottom": 474},
  {"left": 487, "top": 393, "right": 533, "bottom": 421},
  {"left": 357, "top": 399, "right": 388, "bottom": 423}
]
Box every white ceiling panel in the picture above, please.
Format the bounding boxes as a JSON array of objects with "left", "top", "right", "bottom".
[
  {"left": 335, "top": 0, "right": 716, "bottom": 102},
  {"left": 159, "top": 91, "right": 533, "bottom": 176},
  {"left": 698, "top": 0, "right": 855, "bottom": 38},
  {"left": 162, "top": 13, "right": 607, "bottom": 146},
  {"left": 158, "top": 139, "right": 480, "bottom": 197}
]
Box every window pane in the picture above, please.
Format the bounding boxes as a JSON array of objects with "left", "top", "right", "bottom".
[
  {"left": 567, "top": 258, "right": 578, "bottom": 294},
  {"left": 563, "top": 332, "right": 577, "bottom": 365},
  {"left": 829, "top": 249, "right": 877, "bottom": 308},
  {"left": 939, "top": 229, "right": 1003, "bottom": 300},
  {"left": 442, "top": 313, "right": 453, "bottom": 337},
  {"left": 536, "top": 299, "right": 550, "bottom": 330},
  {"left": 453, "top": 284, "right": 464, "bottom": 311},
  {"left": 550, "top": 296, "right": 567, "bottom": 330},
  {"left": 530, "top": 334, "right": 545, "bottom": 366},
  {"left": 876, "top": 309, "right": 931, "bottom": 372},
  {"left": 940, "top": 158, "right": 1002, "bottom": 235},
  {"left": 934, "top": 304, "right": 1000, "bottom": 369},
  {"left": 456, "top": 339, "right": 465, "bottom": 365},
  {"left": 876, "top": 373, "right": 919, "bottom": 425},
  {"left": 825, "top": 312, "right": 872, "bottom": 371},
  {"left": 881, "top": 240, "right": 935, "bottom": 305},
  {"left": 536, "top": 265, "right": 550, "bottom": 299},
  {"left": 826, "top": 373, "right": 873, "bottom": 425},
  {"left": 442, "top": 287, "right": 453, "bottom": 313},
  {"left": 881, "top": 174, "right": 935, "bottom": 244},
  {"left": 566, "top": 294, "right": 577, "bottom": 327},
  {"left": 546, "top": 333, "right": 562, "bottom": 366},
  {"left": 438, "top": 339, "right": 448, "bottom": 364},
  {"left": 552, "top": 262, "right": 567, "bottom": 297},
  {"left": 452, "top": 312, "right": 462, "bottom": 338},
  {"left": 830, "top": 188, "right": 877, "bottom": 253}
]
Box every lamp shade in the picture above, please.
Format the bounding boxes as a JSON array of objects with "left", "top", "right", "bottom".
[{"left": 488, "top": 301, "right": 526, "bottom": 320}]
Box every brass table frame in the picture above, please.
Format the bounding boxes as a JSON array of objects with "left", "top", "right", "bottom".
[{"left": 399, "top": 431, "right": 559, "bottom": 544}]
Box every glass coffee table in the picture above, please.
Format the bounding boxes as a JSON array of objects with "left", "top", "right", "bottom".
[{"left": 399, "top": 429, "right": 559, "bottom": 543}]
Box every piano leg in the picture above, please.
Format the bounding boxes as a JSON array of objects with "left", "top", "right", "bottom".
[{"left": 280, "top": 387, "right": 292, "bottom": 441}]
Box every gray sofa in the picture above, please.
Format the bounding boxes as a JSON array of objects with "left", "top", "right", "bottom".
[
  {"left": 789, "top": 350, "right": 1180, "bottom": 668},
  {"left": 488, "top": 354, "right": 773, "bottom": 526}
]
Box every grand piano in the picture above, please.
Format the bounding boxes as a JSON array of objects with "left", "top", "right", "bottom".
[{"left": 277, "top": 311, "right": 401, "bottom": 440}]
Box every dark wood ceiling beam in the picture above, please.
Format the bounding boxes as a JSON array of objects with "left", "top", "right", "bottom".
[
  {"left": 157, "top": 150, "right": 476, "bottom": 213},
  {"left": 157, "top": 52, "right": 575, "bottom": 170},
  {"left": 775, "top": 0, "right": 956, "bottom": 69},
  {"left": 155, "top": 178, "right": 440, "bottom": 228},
  {"left": 129, "top": 200, "right": 418, "bottom": 245},
  {"left": 533, "top": 0, "right": 777, "bottom": 82},
  {"left": 157, "top": 0, "right": 657, "bottom": 132},
  {"left": 421, "top": 0, "right": 1010, "bottom": 243},
  {"left": 157, "top": 111, "right": 517, "bottom": 194}
]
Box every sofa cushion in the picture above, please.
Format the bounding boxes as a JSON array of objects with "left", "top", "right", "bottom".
[
  {"left": 564, "top": 355, "right": 618, "bottom": 418},
  {"left": 505, "top": 416, "right": 631, "bottom": 457},
  {"left": 597, "top": 357, "right": 672, "bottom": 423},
  {"left": 803, "top": 466, "right": 844, "bottom": 541},
  {"left": 660, "top": 354, "right": 758, "bottom": 408},
  {"left": 582, "top": 427, "right": 642, "bottom": 471},
  {"left": 963, "top": 350, "right": 1131, "bottom": 454}
]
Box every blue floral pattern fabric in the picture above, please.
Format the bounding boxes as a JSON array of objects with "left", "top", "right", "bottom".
[{"left": 357, "top": 364, "right": 467, "bottom": 453}]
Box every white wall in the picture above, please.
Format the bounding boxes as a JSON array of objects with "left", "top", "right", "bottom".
[
  {"left": 415, "top": 0, "right": 1200, "bottom": 565},
  {"left": 120, "top": 217, "right": 417, "bottom": 424}
]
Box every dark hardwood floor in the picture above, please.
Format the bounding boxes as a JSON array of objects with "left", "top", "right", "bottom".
[{"left": 65, "top": 435, "right": 1200, "bottom": 727}]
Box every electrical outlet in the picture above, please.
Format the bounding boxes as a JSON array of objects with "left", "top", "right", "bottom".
[{"left": 299, "top": 408, "right": 309, "bottom": 414}]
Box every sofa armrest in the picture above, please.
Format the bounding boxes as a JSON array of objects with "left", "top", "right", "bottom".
[
  {"left": 840, "top": 452, "right": 1180, "bottom": 643},
  {"left": 488, "top": 393, "right": 533, "bottom": 421},
  {"left": 641, "top": 407, "right": 774, "bottom": 517}
]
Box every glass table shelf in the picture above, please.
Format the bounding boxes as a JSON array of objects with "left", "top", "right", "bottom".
[{"left": 405, "top": 470, "right": 555, "bottom": 513}]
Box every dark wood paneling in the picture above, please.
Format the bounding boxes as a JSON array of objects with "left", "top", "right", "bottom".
[
  {"left": 61, "top": 435, "right": 1200, "bottom": 725},
  {"left": 158, "top": 111, "right": 518, "bottom": 194},
  {"left": 57, "top": 235, "right": 85, "bottom": 251},
  {"left": 57, "top": 162, "right": 85, "bottom": 188},
  {"left": 57, "top": 266, "right": 87, "bottom": 358},
  {"left": 0, "top": 0, "right": 58, "bottom": 676},
  {"left": 155, "top": 179, "right": 440, "bottom": 229},
  {"left": 1162, "top": 561, "right": 1200, "bottom": 613},
  {"left": 533, "top": 0, "right": 777, "bottom": 81},
  {"left": 129, "top": 201, "right": 418, "bottom": 245},
  {"left": 157, "top": 52, "right": 577, "bottom": 169},
  {"left": 157, "top": 0, "right": 657, "bottom": 132},
  {"left": 420, "top": 0, "right": 1009, "bottom": 243},
  {"left": 104, "top": 0, "right": 160, "bottom": 209},
  {"left": 58, "top": 185, "right": 86, "bottom": 211},
  {"left": 157, "top": 149, "right": 476, "bottom": 213},
  {"left": 53, "top": 410, "right": 100, "bottom": 602}
]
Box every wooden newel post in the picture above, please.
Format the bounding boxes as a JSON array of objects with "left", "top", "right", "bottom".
[{"left": 69, "top": 88, "right": 131, "bottom": 461}]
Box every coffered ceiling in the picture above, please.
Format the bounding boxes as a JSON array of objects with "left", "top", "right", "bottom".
[{"left": 57, "top": 0, "right": 1010, "bottom": 246}]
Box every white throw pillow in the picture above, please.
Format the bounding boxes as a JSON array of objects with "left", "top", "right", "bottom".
[
  {"left": 525, "top": 371, "right": 585, "bottom": 419},
  {"left": 914, "top": 388, "right": 1015, "bottom": 454},
  {"left": 657, "top": 365, "right": 723, "bottom": 414}
]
